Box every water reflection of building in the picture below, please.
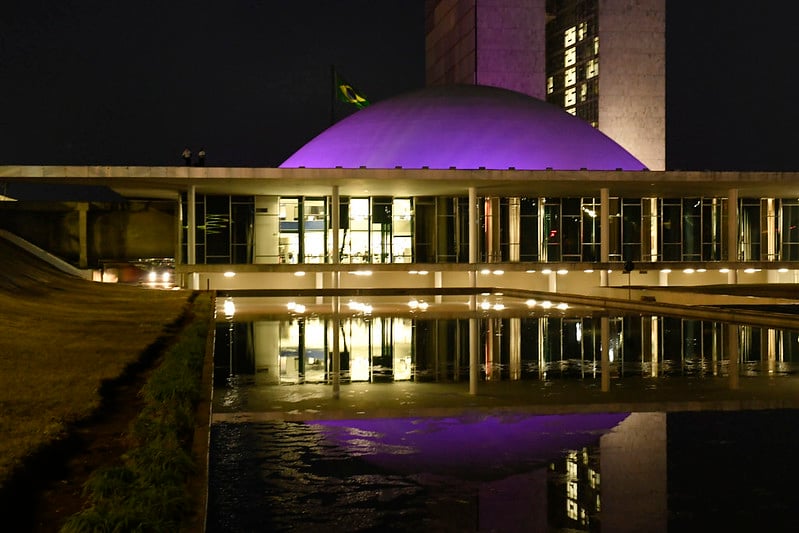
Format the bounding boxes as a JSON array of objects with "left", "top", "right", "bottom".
[
  {"left": 546, "top": 412, "right": 667, "bottom": 532},
  {"left": 215, "top": 315, "right": 799, "bottom": 384},
  {"left": 302, "top": 412, "right": 665, "bottom": 532}
]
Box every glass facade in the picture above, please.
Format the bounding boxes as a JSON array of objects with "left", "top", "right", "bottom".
[
  {"left": 546, "top": 0, "right": 600, "bottom": 126},
  {"left": 185, "top": 193, "right": 796, "bottom": 266}
]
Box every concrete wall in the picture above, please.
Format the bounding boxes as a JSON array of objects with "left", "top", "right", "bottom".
[
  {"left": 476, "top": 0, "right": 547, "bottom": 99},
  {"left": 92, "top": 203, "right": 176, "bottom": 260},
  {"left": 600, "top": 412, "right": 667, "bottom": 532},
  {"left": 598, "top": 0, "right": 666, "bottom": 170},
  {"left": 426, "top": 0, "right": 547, "bottom": 99},
  {"left": 425, "top": 0, "right": 477, "bottom": 86},
  {"left": 0, "top": 200, "right": 176, "bottom": 266}
]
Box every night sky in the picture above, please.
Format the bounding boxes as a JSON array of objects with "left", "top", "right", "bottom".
[{"left": 0, "top": 1, "right": 796, "bottom": 171}]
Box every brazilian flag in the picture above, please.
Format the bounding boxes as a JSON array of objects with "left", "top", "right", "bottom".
[{"left": 335, "top": 72, "right": 369, "bottom": 109}]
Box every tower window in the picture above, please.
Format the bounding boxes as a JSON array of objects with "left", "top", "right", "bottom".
[
  {"left": 564, "top": 26, "right": 576, "bottom": 47},
  {"left": 565, "top": 87, "right": 576, "bottom": 107},
  {"left": 565, "top": 47, "right": 576, "bottom": 67},
  {"left": 565, "top": 67, "right": 576, "bottom": 87},
  {"left": 586, "top": 58, "right": 599, "bottom": 78}
]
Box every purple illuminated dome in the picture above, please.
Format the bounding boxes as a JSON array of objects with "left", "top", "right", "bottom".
[{"left": 281, "top": 85, "right": 646, "bottom": 171}]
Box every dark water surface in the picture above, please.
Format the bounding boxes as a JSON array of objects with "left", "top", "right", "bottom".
[
  {"left": 207, "top": 409, "right": 799, "bottom": 532},
  {"left": 209, "top": 310, "right": 799, "bottom": 531}
]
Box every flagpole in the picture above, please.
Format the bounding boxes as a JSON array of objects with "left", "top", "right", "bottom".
[{"left": 330, "top": 64, "right": 336, "bottom": 126}]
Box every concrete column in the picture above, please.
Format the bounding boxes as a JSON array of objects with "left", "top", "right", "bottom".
[
  {"left": 766, "top": 198, "right": 776, "bottom": 261},
  {"left": 486, "top": 197, "right": 501, "bottom": 262},
  {"left": 175, "top": 194, "right": 183, "bottom": 266},
  {"left": 434, "top": 271, "right": 443, "bottom": 303},
  {"left": 509, "top": 318, "right": 521, "bottom": 380},
  {"left": 508, "top": 197, "right": 520, "bottom": 262},
  {"left": 187, "top": 185, "right": 198, "bottom": 290},
  {"left": 538, "top": 197, "right": 546, "bottom": 262},
  {"left": 649, "top": 316, "right": 659, "bottom": 378},
  {"left": 648, "top": 198, "right": 659, "bottom": 261},
  {"left": 601, "top": 316, "right": 610, "bottom": 392},
  {"left": 658, "top": 269, "right": 669, "bottom": 287},
  {"left": 727, "top": 189, "right": 739, "bottom": 285},
  {"left": 767, "top": 328, "right": 777, "bottom": 375},
  {"left": 548, "top": 270, "right": 557, "bottom": 292},
  {"left": 600, "top": 188, "right": 610, "bottom": 287},
  {"left": 315, "top": 272, "right": 324, "bottom": 305},
  {"left": 537, "top": 319, "right": 546, "bottom": 381},
  {"left": 469, "top": 187, "right": 479, "bottom": 395},
  {"left": 331, "top": 186, "right": 341, "bottom": 399},
  {"left": 253, "top": 321, "right": 280, "bottom": 384},
  {"left": 727, "top": 323, "right": 739, "bottom": 390},
  {"left": 77, "top": 202, "right": 89, "bottom": 268}
]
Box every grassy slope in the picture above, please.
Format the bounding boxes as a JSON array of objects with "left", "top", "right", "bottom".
[{"left": 0, "top": 239, "right": 190, "bottom": 485}]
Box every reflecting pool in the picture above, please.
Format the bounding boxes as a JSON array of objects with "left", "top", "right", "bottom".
[
  {"left": 209, "top": 300, "right": 799, "bottom": 531},
  {"left": 207, "top": 410, "right": 799, "bottom": 531},
  {"left": 215, "top": 312, "right": 799, "bottom": 385}
]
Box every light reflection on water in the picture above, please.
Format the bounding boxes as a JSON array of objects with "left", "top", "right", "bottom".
[
  {"left": 209, "top": 310, "right": 799, "bottom": 531},
  {"left": 207, "top": 413, "right": 629, "bottom": 532},
  {"left": 214, "top": 314, "right": 799, "bottom": 386},
  {"left": 208, "top": 411, "right": 799, "bottom": 532}
]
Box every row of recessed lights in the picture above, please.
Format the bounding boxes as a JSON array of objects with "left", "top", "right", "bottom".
[
  {"left": 221, "top": 267, "right": 790, "bottom": 278},
  {"left": 221, "top": 297, "right": 575, "bottom": 324},
  {"left": 279, "top": 298, "right": 571, "bottom": 315}
]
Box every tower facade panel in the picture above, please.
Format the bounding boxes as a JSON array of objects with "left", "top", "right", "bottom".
[{"left": 426, "top": 0, "right": 666, "bottom": 170}]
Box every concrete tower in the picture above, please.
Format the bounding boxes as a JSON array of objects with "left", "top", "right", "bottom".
[{"left": 425, "top": 0, "right": 665, "bottom": 170}]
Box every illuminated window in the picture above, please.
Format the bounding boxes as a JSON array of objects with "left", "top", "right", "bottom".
[
  {"left": 589, "top": 469, "right": 600, "bottom": 488},
  {"left": 567, "top": 107, "right": 576, "bottom": 115},
  {"left": 567, "top": 500, "right": 579, "bottom": 520},
  {"left": 586, "top": 58, "right": 599, "bottom": 78},
  {"left": 594, "top": 36, "right": 599, "bottom": 55},
  {"left": 349, "top": 198, "right": 370, "bottom": 239},
  {"left": 580, "top": 83, "right": 587, "bottom": 102},
  {"left": 567, "top": 457, "right": 578, "bottom": 478},
  {"left": 578, "top": 22, "right": 586, "bottom": 41},
  {"left": 567, "top": 480, "right": 578, "bottom": 499},
  {"left": 565, "top": 47, "right": 576, "bottom": 66},
  {"left": 565, "top": 67, "right": 576, "bottom": 87},
  {"left": 565, "top": 87, "right": 576, "bottom": 107},
  {"left": 564, "top": 26, "right": 576, "bottom": 47},
  {"left": 547, "top": 76, "right": 554, "bottom": 94}
]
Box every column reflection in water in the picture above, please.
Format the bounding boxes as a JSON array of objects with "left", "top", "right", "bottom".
[{"left": 215, "top": 313, "right": 799, "bottom": 384}]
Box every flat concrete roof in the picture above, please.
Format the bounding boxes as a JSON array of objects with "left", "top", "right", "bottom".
[{"left": 3, "top": 165, "right": 799, "bottom": 198}]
